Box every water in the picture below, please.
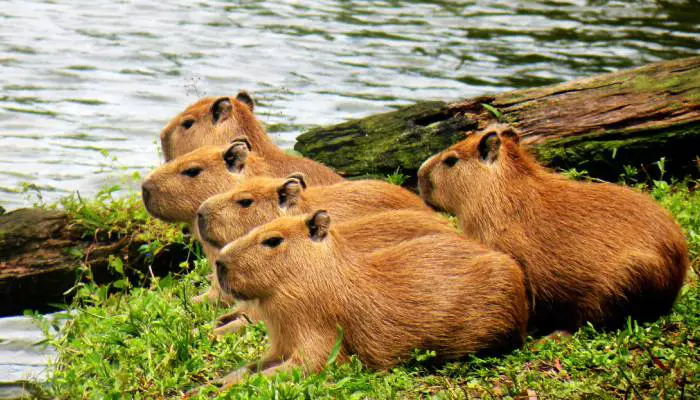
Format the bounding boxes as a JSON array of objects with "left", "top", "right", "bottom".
[
  {"left": 0, "top": 0, "right": 698, "bottom": 393},
  {"left": 1, "top": 0, "right": 699, "bottom": 210},
  {"left": 0, "top": 316, "right": 55, "bottom": 398}
]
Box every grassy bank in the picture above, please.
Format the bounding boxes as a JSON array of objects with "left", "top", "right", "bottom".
[{"left": 30, "top": 175, "right": 699, "bottom": 399}]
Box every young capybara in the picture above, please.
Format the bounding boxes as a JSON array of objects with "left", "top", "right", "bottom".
[
  {"left": 159, "top": 92, "right": 342, "bottom": 184},
  {"left": 417, "top": 123, "right": 690, "bottom": 334},
  {"left": 195, "top": 173, "right": 433, "bottom": 249},
  {"left": 200, "top": 207, "right": 456, "bottom": 336},
  {"left": 208, "top": 211, "right": 528, "bottom": 389}
]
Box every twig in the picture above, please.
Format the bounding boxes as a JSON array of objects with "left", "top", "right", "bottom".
[{"left": 618, "top": 366, "right": 642, "bottom": 399}]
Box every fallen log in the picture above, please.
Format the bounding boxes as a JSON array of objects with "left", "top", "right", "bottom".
[
  {"left": 0, "top": 208, "right": 191, "bottom": 316},
  {"left": 295, "top": 56, "right": 700, "bottom": 181}
]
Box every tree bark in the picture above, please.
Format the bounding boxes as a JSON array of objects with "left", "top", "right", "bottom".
[
  {"left": 295, "top": 57, "right": 700, "bottom": 181},
  {"left": 0, "top": 208, "right": 191, "bottom": 316}
]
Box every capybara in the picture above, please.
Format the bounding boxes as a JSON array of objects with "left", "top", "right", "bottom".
[
  {"left": 417, "top": 123, "right": 690, "bottom": 334},
  {"left": 141, "top": 140, "right": 265, "bottom": 223},
  {"left": 201, "top": 208, "right": 456, "bottom": 336},
  {"left": 159, "top": 93, "right": 342, "bottom": 184},
  {"left": 209, "top": 211, "right": 527, "bottom": 388},
  {"left": 195, "top": 173, "right": 432, "bottom": 249}
]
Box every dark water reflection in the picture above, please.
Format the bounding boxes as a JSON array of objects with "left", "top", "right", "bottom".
[{"left": 0, "top": 0, "right": 698, "bottom": 209}]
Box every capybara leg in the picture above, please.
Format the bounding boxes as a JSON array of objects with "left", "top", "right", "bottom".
[
  {"left": 213, "top": 311, "right": 249, "bottom": 337},
  {"left": 216, "top": 354, "right": 288, "bottom": 389}
]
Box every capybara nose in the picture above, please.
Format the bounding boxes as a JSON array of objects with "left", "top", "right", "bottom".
[
  {"left": 196, "top": 211, "right": 208, "bottom": 238},
  {"left": 417, "top": 172, "right": 432, "bottom": 201},
  {"left": 141, "top": 181, "right": 153, "bottom": 208}
]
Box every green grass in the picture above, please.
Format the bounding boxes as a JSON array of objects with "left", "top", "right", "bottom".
[{"left": 31, "top": 178, "right": 700, "bottom": 399}]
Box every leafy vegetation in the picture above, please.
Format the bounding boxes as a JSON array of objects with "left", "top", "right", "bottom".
[
  {"left": 29, "top": 174, "right": 700, "bottom": 399},
  {"left": 386, "top": 168, "right": 408, "bottom": 186}
]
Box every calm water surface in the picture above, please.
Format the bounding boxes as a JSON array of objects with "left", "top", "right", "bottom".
[{"left": 0, "top": 0, "right": 699, "bottom": 392}]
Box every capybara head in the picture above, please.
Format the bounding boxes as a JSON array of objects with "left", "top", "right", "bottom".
[
  {"left": 215, "top": 210, "right": 333, "bottom": 301},
  {"left": 196, "top": 173, "right": 308, "bottom": 248},
  {"left": 160, "top": 92, "right": 258, "bottom": 161},
  {"left": 142, "top": 139, "right": 259, "bottom": 223},
  {"left": 417, "top": 123, "right": 527, "bottom": 213}
]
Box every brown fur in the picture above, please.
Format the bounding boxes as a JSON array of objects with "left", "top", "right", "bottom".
[
  {"left": 417, "top": 123, "right": 690, "bottom": 333},
  {"left": 196, "top": 175, "right": 441, "bottom": 335},
  {"left": 142, "top": 141, "right": 272, "bottom": 305},
  {"left": 160, "top": 93, "right": 342, "bottom": 184},
  {"left": 196, "top": 174, "right": 433, "bottom": 250},
  {"left": 207, "top": 209, "right": 456, "bottom": 337},
  {"left": 141, "top": 143, "right": 269, "bottom": 223},
  {"left": 212, "top": 211, "right": 528, "bottom": 386}
]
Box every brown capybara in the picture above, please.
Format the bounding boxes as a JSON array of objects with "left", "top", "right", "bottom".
[
  {"left": 209, "top": 211, "right": 527, "bottom": 389},
  {"left": 195, "top": 173, "right": 433, "bottom": 249},
  {"left": 201, "top": 208, "right": 456, "bottom": 336},
  {"left": 141, "top": 140, "right": 266, "bottom": 224},
  {"left": 159, "top": 93, "right": 342, "bottom": 184},
  {"left": 417, "top": 123, "right": 690, "bottom": 334}
]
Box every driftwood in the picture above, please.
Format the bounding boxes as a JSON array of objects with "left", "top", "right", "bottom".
[
  {"left": 0, "top": 208, "right": 191, "bottom": 316},
  {"left": 295, "top": 57, "right": 700, "bottom": 181}
]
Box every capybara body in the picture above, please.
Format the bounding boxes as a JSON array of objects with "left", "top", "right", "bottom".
[
  {"left": 160, "top": 93, "right": 342, "bottom": 184},
  {"left": 206, "top": 209, "right": 457, "bottom": 336},
  {"left": 196, "top": 174, "right": 433, "bottom": 249},
  {"left": 418, "top": 124, "right": 689, "bottom": 334},
  {"left": 212, "top": 211, "right": 528, "bottom": 386}
]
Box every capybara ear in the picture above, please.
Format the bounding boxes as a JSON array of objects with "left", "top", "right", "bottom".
[
  {"left": 478, "top": 132, "right": 501, "bottom": 163},
  {"left": 306, "top": 210, "right": 331, "bottom": 241},
  {"left": 285, "top": 172, "right": 307, "bottom": 189},
  {"left": 498, "top": 124, "right": 520, "bottom": 144},
  {"left": 211, "top": 97, "right": 233, "bottom": 124},
  {"left": 223, "top": 142, "right": 249, "bottom": 173},
  {"left": 236, "top": 91, "right": 255, "bottom": 112},
  {"left": 230, "top": 135, "right": 252, "bottom": 151},
  {"left": 278, "top": 178, "right": 305, "bottom": 208},
  {"left": 484, "top": 123, "right": 520, "bottom": 145}
]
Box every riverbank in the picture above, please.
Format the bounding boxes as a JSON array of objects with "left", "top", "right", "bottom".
[{"left": 8, "top": 172, "right": 698, "bottom": 399}]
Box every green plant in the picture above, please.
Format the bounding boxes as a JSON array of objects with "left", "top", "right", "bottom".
[
  {"left": 385, "top": 168, "right": 408, "bottom": 186},
  {"left": 33, "top": 177, "right": 700, "bottom": 399}
]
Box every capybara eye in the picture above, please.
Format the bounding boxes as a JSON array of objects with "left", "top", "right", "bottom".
[
  {"left": 262, "top": 237, "right": 283, "bottom": 248},
  {"left": 181, "top": 167, "right": 203, "bottom": 178},
  {"left": 237, "top": 198, "right": 253, "bottom": 208},
  {"left": 181, "top": 119, "right": 195, "bottom": 129},
  {"left": 443, "top": 156, "right": 458, "bottom": 167}
]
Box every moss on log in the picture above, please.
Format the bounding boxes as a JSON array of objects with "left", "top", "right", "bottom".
[
  {"left": 296, "top": 57, "right": 700, "bottom": 181},
  {"left": 0, "top": 208, "right": 190, "bottom": 316},
  {"left": 296, "top": 101, "right": 476, "bottom": 178}
]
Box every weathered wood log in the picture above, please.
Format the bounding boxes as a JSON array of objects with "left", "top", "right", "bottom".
[
  {"left": 296, "top": 57, "right": 700, "bottom": 181},
  {"left": 0, "top": 208, "right": 191, "bottom": 316}
]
